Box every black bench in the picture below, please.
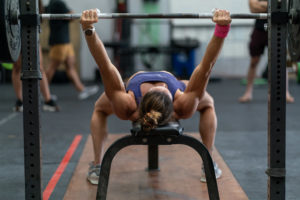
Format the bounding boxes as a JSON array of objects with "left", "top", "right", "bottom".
[{"left": 96, "top": 122, "right": 220, "bottom": 200}]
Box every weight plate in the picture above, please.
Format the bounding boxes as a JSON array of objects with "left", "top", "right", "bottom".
[
  {"left": 0, "top": 0, "right": 21, "bottom": 62},
  {"left": 288, "top": 0, "right": 300, "bottom": 62}
]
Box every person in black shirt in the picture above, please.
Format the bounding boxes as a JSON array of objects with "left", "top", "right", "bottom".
[
  {"left": 46, "top": 0, "right": 99, "bottom": 100},
  {"left": 239, "top": 0, "right": 294, "bottom": 103}
]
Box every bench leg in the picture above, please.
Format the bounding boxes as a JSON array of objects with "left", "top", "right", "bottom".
[
  {"left": 177, "top": 135, "right": 220, "bottom": 200},
  {"left": 148, "top": 145, "right": 159, "bottom": 171},
  {"left": 96, "top": 135, "right": 137, "bottom": 200}
]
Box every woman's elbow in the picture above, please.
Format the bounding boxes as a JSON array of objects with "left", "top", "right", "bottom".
[
  {"left": 113, "top": 104, "right": 136, "bottom": 120},
  {"left": 114, "top": 110, "right": 131, "bottom": 120}
]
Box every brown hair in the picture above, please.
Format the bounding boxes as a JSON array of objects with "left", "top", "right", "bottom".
[{"left": 138, "top": 90, "right": 173, "bottom": 131}]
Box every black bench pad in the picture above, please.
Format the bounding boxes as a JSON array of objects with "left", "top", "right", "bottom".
[{"left": 131, "top": 122, "right": 184, "bottom": 137}]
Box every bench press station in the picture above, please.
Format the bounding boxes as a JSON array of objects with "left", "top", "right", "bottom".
[{"left": 2, "top": 0, "right": 298, "bottom": 199}]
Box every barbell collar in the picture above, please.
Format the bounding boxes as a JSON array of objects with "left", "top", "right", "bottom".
[
  {"left": 20, "top": 14, "right": 40, "bottom": 26},
  {"left": 271, "top": 11, "right": 289, "bottom": 24},
  {"left": 39, "top": 13, "right": 269, "bottom": 20}
]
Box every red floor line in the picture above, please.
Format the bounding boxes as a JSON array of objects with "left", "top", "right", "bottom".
[{"left": 43, "top": 134, "right": 82, "bottom": 200}]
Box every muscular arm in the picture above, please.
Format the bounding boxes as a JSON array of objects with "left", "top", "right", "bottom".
[
  {"left": 173, "top": 35, "right": 225, "bottom": 118},
  {"left": 185, "top": 35, "right": 225, "bottom": 97},
  {"left": 84, "top": 32, "right": 124, "bottom": 95},
  {"left": 249, "top": 0, "right": 268, "bottom": 13},
  {"left": 82, "top": 10, "right": 137, "bottom": 119},
  {"left": 173, "top": 10, "right": 231, "bottom": 118}
]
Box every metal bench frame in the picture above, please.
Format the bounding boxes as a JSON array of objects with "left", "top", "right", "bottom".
[{"left": 96, "top": 122, "right": 220, "bottom": 200}]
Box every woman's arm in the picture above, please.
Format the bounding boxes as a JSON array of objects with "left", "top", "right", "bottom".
[
  {"left": 249, "top": 0, "right": 268, "bottom": 13},
  {"left": 185, "top": 10, "right": 231, "bottom": 96},
  {"left": 80, "top": 9, "right": 137, "bottom": 119},
  {"left": 173, "top": 9, "right": 231, "bottom": 118}
]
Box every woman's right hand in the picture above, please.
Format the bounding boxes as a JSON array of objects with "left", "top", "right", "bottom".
[
  {"left": 80, "top": 9, "right": 100, "bottom": 30},
  {"left": 212, "top": 9, "right": 232, "bottom": 26}
]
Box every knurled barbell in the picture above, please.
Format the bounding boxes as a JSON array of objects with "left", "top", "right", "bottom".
[{"left": 0, "top": 0, "right": 299, "bottom": 63}]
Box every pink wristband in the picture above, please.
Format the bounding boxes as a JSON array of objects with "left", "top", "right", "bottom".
[{"left": 214, "top": 24, "right": 230, "bottom": 38}]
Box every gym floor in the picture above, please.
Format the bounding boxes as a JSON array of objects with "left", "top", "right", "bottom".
[{"left": 0, "top": 78, "right": 299, "bottom": 200}]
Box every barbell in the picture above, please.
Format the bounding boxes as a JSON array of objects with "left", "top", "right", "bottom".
[
  {"left": 40, "top": 13, "right": 269, "bottom": 20},
  {"left": 0, "top": 0, "right": 299, "bottom": 63}
]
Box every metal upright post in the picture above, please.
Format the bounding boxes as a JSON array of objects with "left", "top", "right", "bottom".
[
  {"left": 267, "top": 0, "right": 287, "bottom": 199},
  {"left": 20, "top": 0, "right": 42, "bottom": 199}
]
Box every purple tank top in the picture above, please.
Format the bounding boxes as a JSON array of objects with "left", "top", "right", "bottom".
[{"left": 126, "top": 71, "right": 186, "bottom": 105}]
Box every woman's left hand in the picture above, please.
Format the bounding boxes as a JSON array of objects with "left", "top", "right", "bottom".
[
  {"left": 80, "top": 9, "right": 100, "bottom": 30},
  {"left": 212, "top": 9, "right": 232, "bottom": 26}
]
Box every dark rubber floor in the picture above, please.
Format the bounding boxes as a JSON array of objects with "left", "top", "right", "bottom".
[{"left": 0, "top": 78, "right": 299, "bottom": 200}]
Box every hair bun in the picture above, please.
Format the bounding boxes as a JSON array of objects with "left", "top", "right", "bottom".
[{"left": 141, "top": 110, "right": 162, "bottom": 131}]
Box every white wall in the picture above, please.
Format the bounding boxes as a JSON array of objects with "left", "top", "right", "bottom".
[
  {"left": 170, "top": 0, "right": 268, "bottom": 77},
  {"left": 170, "top": 0, "right": 254, "bottom": 25}
]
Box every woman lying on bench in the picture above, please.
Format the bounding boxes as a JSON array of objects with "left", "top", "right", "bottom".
[{"left": 80, "top": 9, "right": 232, "bottom": 185}]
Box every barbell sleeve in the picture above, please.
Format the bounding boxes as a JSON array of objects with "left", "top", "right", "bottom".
[{"left": 40, "top": 13, "right": 269, "bottom": 20}]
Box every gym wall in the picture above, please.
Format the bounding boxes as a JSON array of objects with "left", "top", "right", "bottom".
[{"left": 170, "top": 0, "right": 268, "bottom": 78}]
